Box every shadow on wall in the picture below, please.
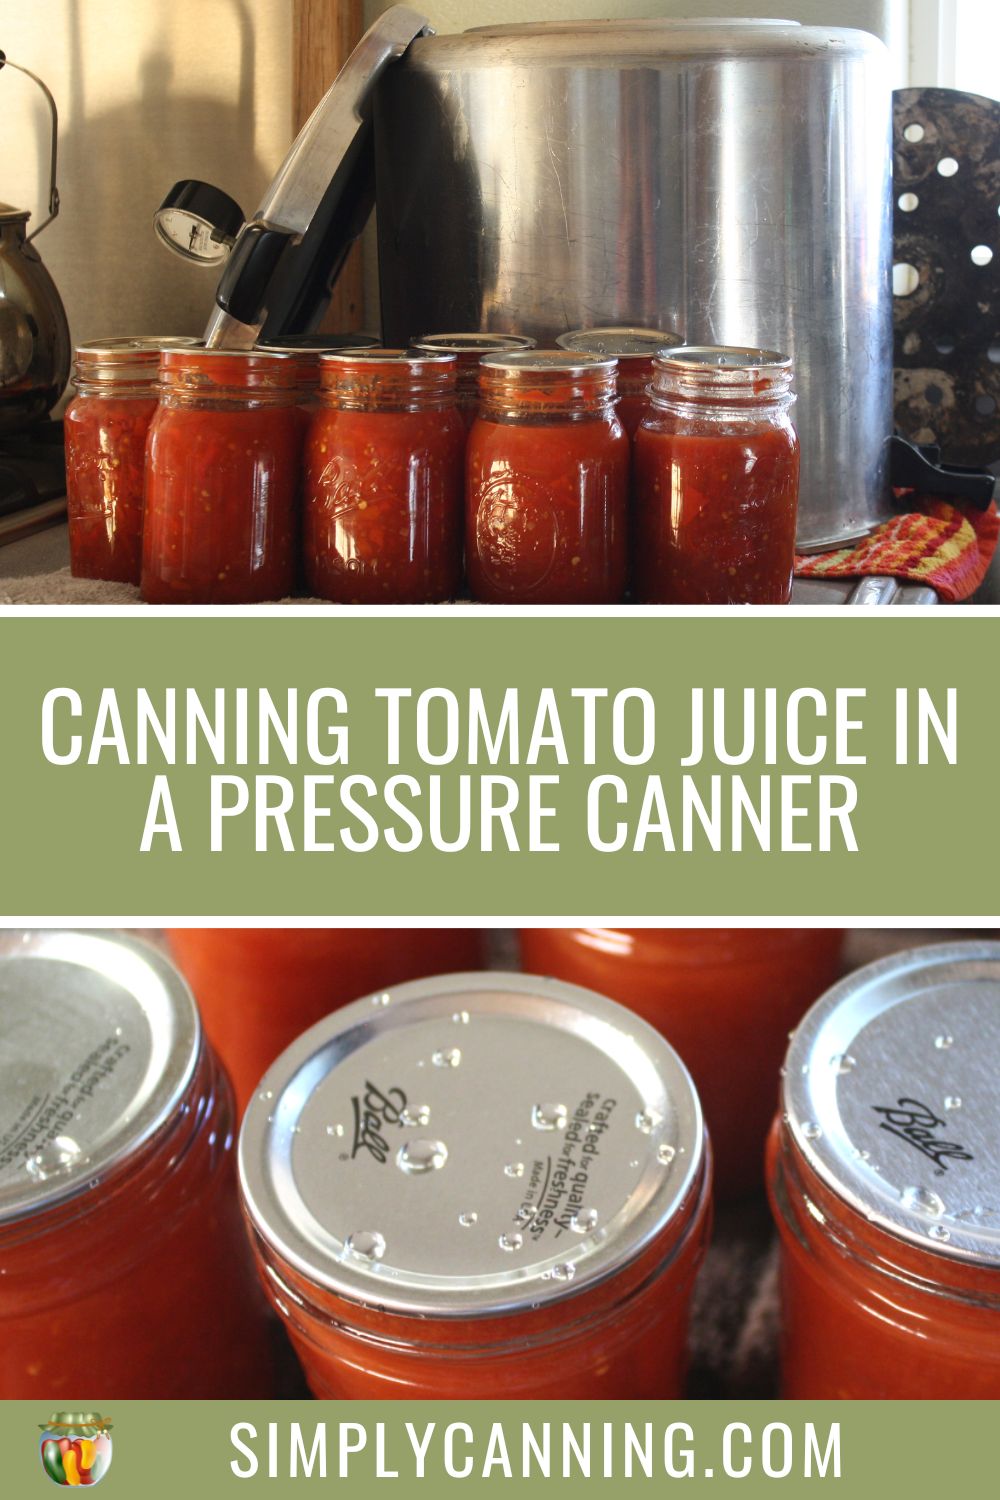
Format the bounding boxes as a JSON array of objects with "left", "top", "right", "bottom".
[{"left": 25, "top": 0, "right": 281, "bottom": 348}]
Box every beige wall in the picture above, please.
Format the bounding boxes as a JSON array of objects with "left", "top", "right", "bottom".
[{"left": 3, "top": 0, "right": 293, "bottom": 350}]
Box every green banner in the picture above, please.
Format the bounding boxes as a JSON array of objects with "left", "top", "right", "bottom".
[
  {"left": 0, "top": 614, "right": 992, "bottom": 917},
  {"left": 3, "top": 1398, "right": 996, "bottom": 1495}
]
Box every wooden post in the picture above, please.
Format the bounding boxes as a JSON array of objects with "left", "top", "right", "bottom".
[{"left": 292, "top": 0, "right": 366, "bottom": 331}]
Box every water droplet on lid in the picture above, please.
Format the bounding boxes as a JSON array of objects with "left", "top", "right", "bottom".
[
  {"left": 432, "top": 1047, "right": 462, "bottom": 1068},
  {"left": 901, "top": 1185, "right": 945, "bottom": 1217},
  {"left": 499, "top": 1232, "right": 523, "bottom": 1252},
  {"left": 635, "top": 1109, "right": 660, "bottom": 1134},
  {"left": 944, "top": 1096, "right": 962, "bottom": 1111},
  {"left": 258, "top": 1089, "right": 274, "bottom": 1102},
  {"left": 458, "top": 1211, "right": 478, "bottom": 1228},
  {"left": 935, "top": 1034, "right": 954, "bottom": 1050},
  {"left": 928, "top": 1223, "right": 951, "bottom": 1242},
  {"left": 570, "top": 1207, "right": 598, "bottom": 1234},
  {"left": 397, "top": 1138, "right": 448, "bottom": 1175},
  {"left": 550, "top": 1262, "right": 576, "bottom": 1282},
  {"left": 852, "top": 1147, "right": 871, "bottom": 1162},
  {"left": 371, "top": 992, "right": 392, "bottom": 1007},
  {"left": 400, "top": 1105, "right": 431, "bottom": 1128},
  {"left": 504, "top": 1161, "right": 525, "bottom": 1178},
  {"left": 114, "top": 1026, "right": 123, "bottom": 1038},
  {"left": 325, "top": 1124, "right": 345, "bottom": 1138},
  {"left": 532, "top": 1102, "right": 568, "bottom": 1132},
  {"left": 25, "top": 1136, "right": 82, "bottom": 1181},
  {"left": 831, "top": 1053, "right": 856, "bottom": 1074},
  {"left": 452, "top": 1010, "right": 470, "bottom": 1025},
  {"left": 345, "top": 1230, "right": 386, "bottom": 1261},
  {"left": 802, "top": 1121, "right": 822, "bottom": 1140},
  {"left": 516, "top": 1204, "right": 537, "bottom": 1224},
  {"left": 657, "top": 1143, "right": 677, "bottom": 1166}
]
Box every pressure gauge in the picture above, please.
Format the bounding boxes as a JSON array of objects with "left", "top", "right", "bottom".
[{"left": 153, "top": 180, "right": 244, "bottom": 265}]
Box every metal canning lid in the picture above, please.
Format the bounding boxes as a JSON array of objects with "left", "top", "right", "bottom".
[
  {"left": 257, "top": 335, "right": 380, "bottom": 351},
  {"left": 319, "top": 348, "right": 456, "bottom": 367},
  {"left": 240, "top": 971, "right": 704, "bottom": 1318},
  {"left": 783, "top": 940, "right": 1000, "bottom": 1266},
  {"left": 479, "top": 350, "right": 617, "bottom": 376},
  {"left": 76, "top": 336, "right": 201, "bottom": 358},
  {"left": 557, "top": 327, "right": 684, "bottom": 358},
  {"left": 0, "top": 931, "right": 200, "bottom": 1224},
  {"left": 656, "top": 345, "right": 791, "bottom": 370},
  {"left": 413, "top": 333, "right": 537, "bottom": 354}
]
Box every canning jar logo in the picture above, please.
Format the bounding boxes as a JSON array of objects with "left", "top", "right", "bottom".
[
  {"left": 872, "top": 1097, "right": 974, "bottom": 1172},
  {"left": 350, "top": 1081, "right": 408, "bottom": 1163},
  {"left": 39, "top": 1412, "right": 113, "bottom": 1487}
]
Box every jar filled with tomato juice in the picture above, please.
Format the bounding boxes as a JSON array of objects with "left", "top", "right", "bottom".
[
  {"left": 303, "top": 350, "right": 466, "bottom": 603},
  {"left": 142, "top": 348, "right": 303, "bottom": 604},
  {"left": 411, "top": 333, "right": 537, "bottom": 427},
  {"left": 239, "top": 971, "right": 712, "bottom": 1400},
  {"left": 64, "top": 336, "right": 199, "bottom": 584},
  {"left": 634, "top": 346, "right": 799, "bottom": 603},
  {"left": 0, "top": 931, "right": 275, "bottom": 1399},
  {"left": 467, "top": 352, "right": 629, "bottom": 604},
  {"left": 166, "top": 928, "right": 487, "bottom": 1115},
  {"left": 519, "top": 928, "right": 844, "bottom": 1199},
  {"left": 768, "top": 941, "right": 1000, "bottom": 1398},
  {"left": 557, "top": 327, "right": 683, "bottom": 438}
]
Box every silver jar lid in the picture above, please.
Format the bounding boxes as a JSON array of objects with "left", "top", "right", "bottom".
[
  {"left": 557, "top": 327, "right": 684, "bottom": 358},
  {"left": 479, "top": 350, "right": 617, "bottom": 377},
  {"left": 413, "top": 333, "right": 537, "bottom": 354},
  {"left": 783, "top": 940, "right": 1000, "bottom": 1266},
  {"left": 240, "top": 971, "right": 704, "bottom": 1318},
  {"left": 656, "top": 345, "right": 791, "bottom": 370},
  {"left": 0, "top": 931, "right": 200, "bottom": 1224}
]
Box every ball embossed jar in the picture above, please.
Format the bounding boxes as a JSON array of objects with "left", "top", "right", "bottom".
[
  {"left": 634, "top": 347, "right": 800, "bottom": 603},
  {"left": 0, "top": 931, "right": 275, "bottom": 1399},
  {"left": 768, "top": 941, "right": 1000, "bottom": 1398},
  {"left": 240, "top": 971, "right": 712, "bottom": 1399}
]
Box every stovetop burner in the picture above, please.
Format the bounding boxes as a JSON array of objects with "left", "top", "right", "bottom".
[{"left": 0, "top": 419, "right": 66, "bottom": 517}]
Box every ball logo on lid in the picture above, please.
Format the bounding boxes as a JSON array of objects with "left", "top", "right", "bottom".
[
  {"left": 349, "top": 1080, "right": 408, "bottom": 1164},
  {"left": 39, "top": 1413, "right": 113, "bottom": 1487},
  {"left": 871, "top": 1097, "right": 974, "bottom": 1174}
]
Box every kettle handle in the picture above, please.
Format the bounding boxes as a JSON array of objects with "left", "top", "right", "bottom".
[{"left": 0, "top": 51, "right": 60, "bottom": 239}]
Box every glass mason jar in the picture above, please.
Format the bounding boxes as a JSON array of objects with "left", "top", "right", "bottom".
[
  {"left": 259, "top": 336, "right": 380, "bottom": 413},
  {"left": 411, "top": 333, "right": 537, "bottom": 427},
  {"left": 303, "top": 351, "right": 466, "bottom": 604},
  {"left": 767, "top": 940, "right": 1000, "bottom": 1398},
  {"left": 467, "top": 352, "right": 630, "bottom": 604},
  {"left": 634, "top": 346, "right": 800, "bottom": 603},
  {"left": 239, "top": 972, "right": 712, "bottom": 1400},
  {"left": 166, "top": 927, "right": 487, "bottom": 1114},
  {"left": 519, "top": 928, "right": 844, "bottom": 1199},
  {"left": 557, "top": 327, "right": 684, "bottom": 438},
  {"left": 0, "top": 931, "right": 276, "bottom": 1399},
  {"left": 141, "top": 348, "right": 303, "bottom": 604},
  {"left": 64, "top": 336, "right": 198, "bottom": 584}
]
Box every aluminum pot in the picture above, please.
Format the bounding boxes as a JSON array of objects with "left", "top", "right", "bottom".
[{"left": 373, "top": 18, "right": 895, "bottom": 551}]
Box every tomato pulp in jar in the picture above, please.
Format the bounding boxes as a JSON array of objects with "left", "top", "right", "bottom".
[
  {"left": 258, "top": 336, "right": 380, "bottom": 413},
  {"left": 65, "top": 336, "right": 198, "bottom": 584},
  {"left": 557, "top": 327, "right": 683, "bottom": 439},
  {"left": 142, "top": 348, "right": 303, "bottom": 604},
  {"left": 303, "top": 351, "right": 465, "bottom": 603},
  {"left": 0, "top": 931, "right": 275, "bottom": 1399},
  {"left": 768, "top": 941, "right": 1000, "bottom": 1398},
  {"left": 519, "top": 928, "right": 843, "bottom": 1199},
  {"left": 412, "top": 333, "right": 536, "bottom": 427},
  {"left": 239, "top": 972, "right": 712, "bottom": 1399},
  {"left": 167, "top": 928, "right": 487, "bottom": 1114},
  {"left": 634, "top": 346, "right": 799, "bottom": 603},
  {"left": 467, "top": 352, "right": 629, "bottom": 603}
]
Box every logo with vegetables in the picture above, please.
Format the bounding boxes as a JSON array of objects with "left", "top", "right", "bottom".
[{"left": 39, "top": 1412, "right": 113, "bottom": 1487}]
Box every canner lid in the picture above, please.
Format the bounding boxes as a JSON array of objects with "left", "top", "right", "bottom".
[
  {"left": 239, "top": 971, "right": 704, "bottom": 1318},
  {"left": 783, "top": 941, "right": 1000, "bottom": 1266},
  {"left": 0, "top": 931, "right": 200, "bottom": 1223}
]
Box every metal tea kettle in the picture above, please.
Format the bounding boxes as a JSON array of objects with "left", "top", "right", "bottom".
[{"left": 0, "top": 51, "right": 71, "bottom": 432}]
